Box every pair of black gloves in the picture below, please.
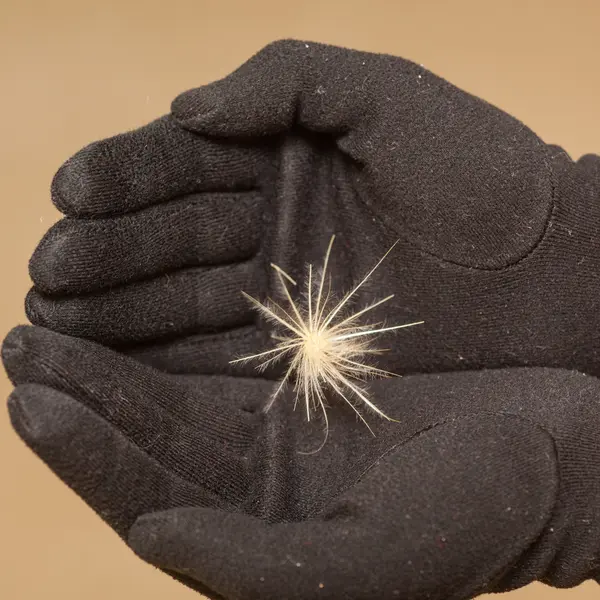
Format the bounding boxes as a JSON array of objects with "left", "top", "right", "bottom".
[{"left": 4, "top": 40, "right": 600, "bottom": 600}]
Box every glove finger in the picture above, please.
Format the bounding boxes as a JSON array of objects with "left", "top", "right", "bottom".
[
  {"left": 26, "top": 258, "right": 265, "bottom": 345},
  {"left": 129, "top": 413, "right": 558, "bottom": 600},
  {"left": 173, "top": 39, "right": 411, "bottom": 137},
  {"left": 3, "top": 325, "right": 274, "bottom": 502},
  {"left": 8, "top": 384, "right": 234, "bottom": 538},
  {"left": 30, "top": 190, "right": 264, "bottom": 295},
  {"left": 52, "top": 114, "right": 270, "bottom": 218},
  {"left": 124, "top": 325, "right": 282, "bottom": 379},
  {"left": 2, "top": 325, "right": 266, "bottom": 448}
]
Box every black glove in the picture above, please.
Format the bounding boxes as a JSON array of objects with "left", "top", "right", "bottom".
[
  {"left": 4, "top": 324, "right": 600, "bottom": 599},
  {"left": 27, "top": 40, "right": 600, "bottom": 379},
  {"left": 27, "top": 114, "right": 273, "bottom": 375}
]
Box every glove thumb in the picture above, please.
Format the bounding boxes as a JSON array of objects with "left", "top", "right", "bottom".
[
  {"left": 171, "top": 39, "right": 388, "bottom": 138},
  {"left": 129, "top": 414, "right": 559, "bottom": 600}
]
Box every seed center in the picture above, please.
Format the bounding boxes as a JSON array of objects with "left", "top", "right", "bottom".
[{"left": 304, "top": 329, "right": 329, "bottom": 361}]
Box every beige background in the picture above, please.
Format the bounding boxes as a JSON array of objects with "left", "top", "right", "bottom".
[{"left": 1, "top": 0, "right": 599, "bottom": 598}]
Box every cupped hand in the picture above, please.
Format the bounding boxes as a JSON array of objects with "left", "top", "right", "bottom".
[
  {"left": 4, "top": 324, "right": 600, "bottom": 599},
  {"left": 26, "top": 41, "right": 600, "bottom": 380}
]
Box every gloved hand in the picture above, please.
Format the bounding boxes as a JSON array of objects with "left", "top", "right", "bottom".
[
  {"left": 28, "top": 40, "right": 600, "bottom": 378},
  {"left": 4, "top": 324, "right": 600, "bottom": 599},
  {"left": 27, "top": 113, "right": 273, "bottom": 376}
]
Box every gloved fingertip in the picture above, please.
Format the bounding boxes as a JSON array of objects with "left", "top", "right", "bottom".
[
  {"left": 24, "top": 289, "right": 48, "bottom": 328},
  {"left": 7, "top": 389, "right": 36, "bottom": 438},
  {"left": 7, "top": 384, "right": 64, "bottom": 442},
  {"left": 2, "top": 325, "right": 32, "bottom": 370},
  {"left": 50, "top": 158, "right": 90, "bottom": 216},
  {"left": 50, "top": 134, "right": 138, "bottom": 217},
  {"left": 28, "top": 223, "right": 73, "bottom": 295},
  {"left": 128, "top": 512, "right": 173, "bottom": 560},
  {"left": 171, "top": 84, "right": 224, "bottom": 129}
]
